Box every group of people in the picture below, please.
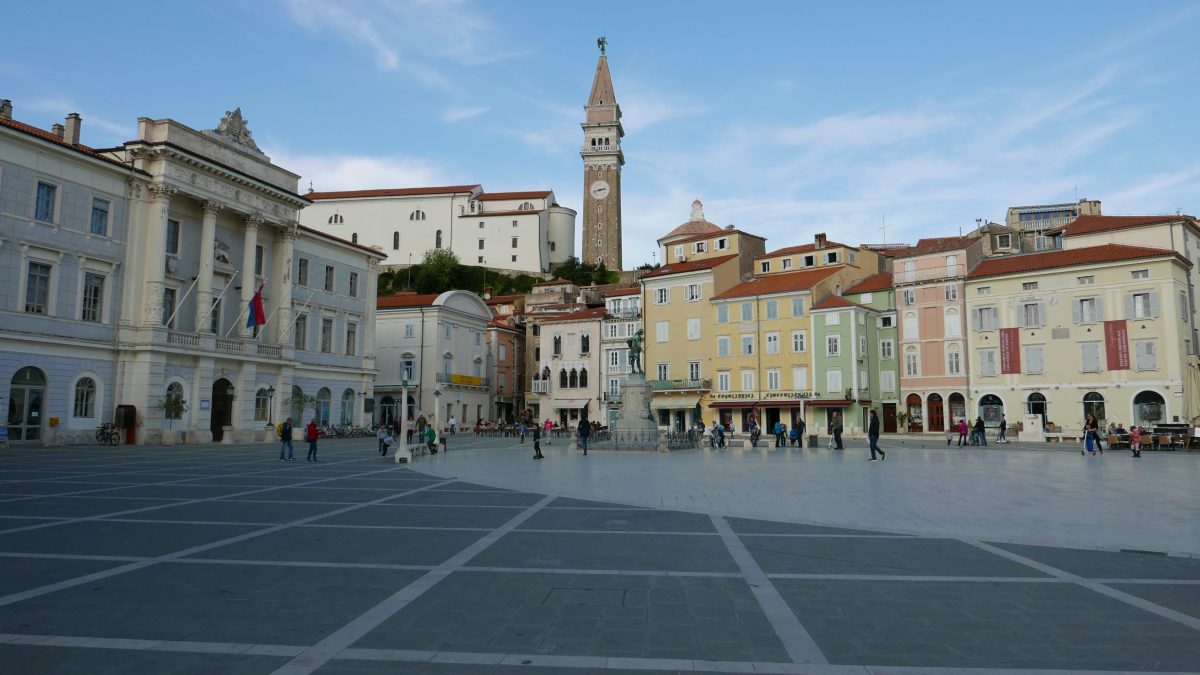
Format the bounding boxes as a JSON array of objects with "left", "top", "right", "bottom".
[
  {"left": 948, "top": 417, "right": 1001, "bottom": 447},
  {"left": 1084, "top": 414, "right": 1145, "bottom": 457},
  {"left": 277, "top": 417, "right": 322, "bottom": 462},
  {"left": 530, "top": 416, "right": 594, "bottom": 460}
]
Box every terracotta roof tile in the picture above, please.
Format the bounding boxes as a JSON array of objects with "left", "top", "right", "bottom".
[
  {"left": 477, "top": 190, "right": 552, "bottom": 201},
  {"left": 660, "top": 219, "right": 724, "bottom": 241},
  {"left": 603, "top": 286, "right": 640, "bottom": 297},
  {"left": 0, "top": 116, "right": 141, "bottom": 172},
  {"left": 711, "top": 266, "right": 840, "bottom": 300},
  {"left": 1048, "top": 214, "right": 1198, "bottom": 237},
  {"left": 306, "top": 185, "right": 481, "bottom": 200},
  {"left": 641, "top": 254, "right": 739, "bottom": 279},
  {"left": 668, "top": 228, "right": 764, "bottom": 246},
  {"left": 298, "top": 225, "right": 387, "bottom": 257},
  {"left": 968, "top": 244, "right": 1185, "bottom": 280},
  {"left": 758, "top": 241, "right": 848, "bottom": 259},
  {"left": 377, "top": 293, "right": 442, "bottom": 309},
  {"left": 888, "top": 235, "right": 978, "bottom": 259},
  {"left": 812, "top": 296, "right": 873, "bottom": 311},
  {"left": 844, "top": 272, "right": 894, "bottom": 294},
  {"left": 539, "top": 307, "right": 607, "bottom": 323},
  {"left": 485, "top": 294, "right": 523, "bottom": 304}
]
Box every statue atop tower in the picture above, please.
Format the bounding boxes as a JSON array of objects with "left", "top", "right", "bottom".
[{"left": 580, "top": 38, "right": 624, "bottom": 270}]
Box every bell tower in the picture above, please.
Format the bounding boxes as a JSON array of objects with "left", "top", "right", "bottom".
[{"left": 581, "top": 37, "right": 623, "bottom": 270}]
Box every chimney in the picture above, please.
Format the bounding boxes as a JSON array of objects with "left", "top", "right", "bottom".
[
  {"left": 814, "top": 232, "right": 827, "bottom": 247},
  {"left": 0, "top": 100, "right": 11, "bottom": 119},
  {"left": 64, "top": 113, "right": 81, "bottom": 145},
  {"left": 51, "top": 123, "right": 65, "bottom": 139}
]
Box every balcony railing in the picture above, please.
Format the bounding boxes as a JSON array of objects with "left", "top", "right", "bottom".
[
  {"left": 216, "top": 338, "right": 244, "bottom": 353},
  {"left": 649, "top": 378, "right": 711, "bottom": 391},
  {"left": 608, "top": 309, "right": 641, "bottom": 319},
  {"left": 257, "top": 344, "right": 282, "bottom": 359},
  {"left": 167, "top": 331, "right": 199, "bottom": 348},
  {"left": 531, "top": 380, "right": 550, "bottom": 394},
  {"left": 895, "top": 264, "right": 966, "bottom": 285},
  {"left": 602, "top": 391, "right": 623, "bottom": 403},
  {"left": 435, "top": 373, "right": 491, "bottom": 387}
]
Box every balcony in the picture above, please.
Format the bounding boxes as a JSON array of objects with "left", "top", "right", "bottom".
[
  {"left": 435, "top": 372, "right": 491, "bottom": 388},
  {"left": 216, "top": 338, "right": 244, "bottom": 354},
  {"left": 895, "top": 264, "right": 966, "bottom": 285},
  {"left": 602, "top": 391, "right": 623, "bottom": 403},
  {"left": 531, "top": 380, "right": 550, "bottom": 394},
  {"left": 649, "top": 378, "right": 711, "bottom": 391},
  {"left": 167, "top": 331, "right": 199, "bottom": 349},
  {"left": 257, "top": 344, "right": 282, "bottom": 359},
  {"left": 608, "top": 309, "right": 641, "bottom": 320}
]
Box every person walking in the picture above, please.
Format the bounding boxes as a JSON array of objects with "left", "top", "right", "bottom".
[
  {"left": 449, "top": 414, "right": 457, "bottom": 435},
  {"left": 377, "top": 425, "right": 390, "bottom": 456},
  {"left": 425, "top": 424, "right": 438, "bottom": 454},
  {"left": 998, "top": 415, "right": 1008, "bottom": 443},
  {"left": 774, "top": 420, "right": 785, "bottom": 447},
  {"left": 795, "top": 417, "right": 806, "bottom": 447},
  {"left": 532, "top": 424, "right": 544, "bottom": 459},
  {"left": 973, "top": 417, "right": 988, "bottom": 447},
  {"left": 831, "top": 412, "right": 844, "bottom": 450},
  {"left": 279, "top": 417, "right": 295, "bottom": 461},
  {"left": 1130, "top": 425, "right": 1142, "bottom": 458},
  {"left": 957, "top": 419, "right": 969, "bottom": 447},
  {"left": 577, "top": 417, "right": 591, "bottom": 455},
  {"left": 867, "top": 409, "right": 886, "bottom": 461},
  {"left": 305, "top": 419, "right": 320, "bottom": 462},
  {"left": 1083, "top": 413, "right": 1099, "bottom": 456}
]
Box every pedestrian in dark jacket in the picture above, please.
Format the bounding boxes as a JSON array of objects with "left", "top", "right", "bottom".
[
  {"left": 774, "top": 421, "right": 785, "bottom": 447},
  {"left": 305, "top": 420, "right": 320, "bottom": 462},
  {"left": 532, "top": 425, "right": 544, "bottom": 459},
  {"left": 578, "top": 418, "right": 591, "bottom": 455},
  {"left": 279, "top": 418, "right": 294, "bottom": 461},
  {"left": 973, "top": 417, "right": 987, "bottom": 446},
  {"left": 831, "top": 413, "right": 844, "bottom": 450},
  {"left": 867, "top": 410, "right": 885, "bottom": 461}
]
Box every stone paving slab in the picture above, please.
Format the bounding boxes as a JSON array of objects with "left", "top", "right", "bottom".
[
  {"left": 386, "top": 490, "right": 545, "bottom": 507},
  {"left": 429, "top": 481, "right": 516, "bottom": 492},
  {"left": 772, "top": 579, "right": 1200, "bottom": 670},
  {"left": 0, "top": 556, "right": 129, "bottom": 597},
  {"left": 518, "top": 508, "right": 717, "bottom": 533},
  {"left": 0, "top": 644, "right": 289, "bottom": 674},
  {"left": 0, "top": 517, "right": 65, "bottom": 532},
  {"left": 0, "top": 496, "right": 180, "bottom": 518},
  {"left": 80, "top": 483, "right": 253, "bottom": 500},
  {"left": 548, "top": 497, "right": 651, "bottom": 510},
  {"left": 301, "top": 477, "right": 447, "bottom": 490},
  {"left": 0, "top": 561, "right": 423, "bottom": 644},
  {"left": 310, "top": 504, "right": 525, "bottom": 529},
  {"left": 0, "top": 520, "right": 261, "bottom": 557},
  {"left": 743, "top": 536, "right": 1050, "bottom": 577},
  {"left": 236, "top": 487, "right": 406, "bottom": 503},
  {"left": 725, "top": 517, "right": 893, "bottom": 536},
  {"left": 353, "top": 571, "right": 787, "bottom": 662},
  {"left": 319, "top": 659, "right": 686, "bottom": 674},
  {"left": 190, "top": 525, "right": 487, "bottom": 565},
  {"left": 0, "top": 481, "right": 127, "bottom": 496},
  {"left": 470, "top": 531, "right": 739, "bottom": 573},
  {"left": 98, "top": 499, "right": 348, "bottom": 524},
  {"left": 1110, "top": 583, "right": 1200, "bottom": 621},
  {"left": 993, "top": 542, "right": 1200, "bottom": 579}
]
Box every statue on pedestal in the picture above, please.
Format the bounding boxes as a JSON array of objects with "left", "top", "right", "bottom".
[{"left": 627, "top": 328, "right": 644, "bottom": 375}]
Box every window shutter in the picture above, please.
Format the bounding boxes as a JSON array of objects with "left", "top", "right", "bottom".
[
  {"left": 1071, "top": 300, "right": 1081, "bottom": 325},
  {"left": 1017, "top": 306, "right": 1027, "bottom": 329},
  {"left": 1150, "top": 292, "right": 1160, "bottom": 318},
  {"left": 1125, "top": 294, "right": 1135, "bottom": 319},
  {"left": 971, "top": 310, "right": 981, "bottom": 331},
  {"left": 1037, "top": 303, "right": 1045, "bottom": 327},
  {"left": 982, "top": 350, "right": 995, "bottom": 376},
  {"left": 1095, "top": 299, "right": 1104, "bottom": 322},
  {"left": 988, "top": 311, "right": 998, "bottom": 331}
]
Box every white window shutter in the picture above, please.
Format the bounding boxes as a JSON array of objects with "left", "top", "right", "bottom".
[
  {"left": 1037, "top": 303, "right": 1046, "bottom": 327},
  {"left": 1125, "top": 294, "right": 1135, "bottom": 319},
  {"left": 1150, "top": 292, "right": 1160, "bottom": 318},
  {"left": 1095, "top": 299, "right": 1104, "bottom": 322},
  {"left": 1071, "top": 300, "right": 1081, "bottom": 325},
  {"left": 971, "top": 310, "right": 981, "bottom": 331}
]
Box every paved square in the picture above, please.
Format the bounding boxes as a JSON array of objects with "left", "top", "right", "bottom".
[{"left": 0, "top": 435, "right": 1198, "bottom": 674}]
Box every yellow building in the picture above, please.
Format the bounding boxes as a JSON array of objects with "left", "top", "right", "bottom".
[
  {"left": 754, "top": 232, "right": 885, "bottom": 281},
  {"left": 965, "top": 244, "right": 1194, "bottom": 435}
]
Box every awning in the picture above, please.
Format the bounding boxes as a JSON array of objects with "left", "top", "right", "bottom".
[
  {"left": 709, "top": 401, "right": 806, "bottom": 409},
  {"left": 650, "top": 394, "right": 701, "bottom": 410},
  {"left": 805, "top": 399, "right": 855, "bottom": 408},
  {"left": 550, "top": 399, "right": 592, "bottom": 408}
]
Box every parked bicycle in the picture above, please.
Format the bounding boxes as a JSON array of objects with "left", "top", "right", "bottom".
[{"left": 95, "top": 422, "right": 121, "bottom": 446}]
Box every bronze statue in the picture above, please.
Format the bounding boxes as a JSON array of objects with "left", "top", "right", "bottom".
[{"left": 627, "top": 328, "right": 643, "bottom": 374}]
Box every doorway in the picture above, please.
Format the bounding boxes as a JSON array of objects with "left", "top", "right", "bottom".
[
  {"left": 882, "top": 403, "right": 897, "bottom": 433},
  {"left": 210, "top": 378, "right": 234, "bottom": 442},
  {"left": 927, "top": 393, "right": 945, "bottom": 432},
  {"left": 905, "top": 393, "right": 923, "bottom": 432},
  {"left": 7, "top": 366, "right": 46, "bottom": 442}
]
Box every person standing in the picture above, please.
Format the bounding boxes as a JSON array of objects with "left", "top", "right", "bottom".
[
  {"left": 957, "top": 419, "right": 969, "bottom": 447},
  {"left": 279, "top": 417, "right": 294, "bottom": 461},
  {"left": 973, "top": 417, "right": 988, "bottom": 447},
  {"left": 405, "top": 416, "right": 414, "bottom": 444},
  {"left": 577, "top": 417, "right": 591, "bottom": 455},
  {"left": 831, "top": 412, "right": 844, "bottom": 450},
  {"left": 532, "top": 424, "right": 544, "bottom": 459},
  {"left": 377, "top": 425, "right": 390, "bottom": 456},
  {"left": 867, "top": 409, "right": 886, "bottom": 461},
  {"left": 305, "top": 419, "right": 320, "bottom": 462},
  {"left": 998, "top": 415, "right": 1008, "bottom": 443},
  {"left": 1083, "top": 413, "right": 1099, "bottom": 456},
  {"left": 774, "top": 420, "right": 785, "bottom": 448},
  {"left": 1130, "top": 425, "right": 1142, "bottom": 458},
  {"left": 449, "top": 414, "right": 457, "bottom": 435}
]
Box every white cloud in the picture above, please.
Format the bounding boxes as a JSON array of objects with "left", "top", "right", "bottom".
[
  {"left": 442, "top": 106, "right": 490, "bottom": 124},
  {"left": 620, "top": 91, "right": 702, "bottom": 135},
  {"left": 773, "top": 110, "right": 961, "bottom": 150},
  {"left": 265, "top": 146, "right": 446, "bottom": 193},
  {"left": 23, "top": 97, "right": 134, "bottom": 144}
]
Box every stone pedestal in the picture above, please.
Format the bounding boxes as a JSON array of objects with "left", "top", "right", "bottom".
[{"left": 614, "top": 375, "right": 658, "bottom": 434}]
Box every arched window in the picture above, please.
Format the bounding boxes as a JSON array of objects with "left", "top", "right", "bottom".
[
  {"left": 569, "top": 369, "right": 579, "bottom": 388},
  {"left": 410, "top": 209, "right": 426, "bottom": 221},
  {"left": 904, "top": 345, "right": 920, "bottom": 377},
  {"left": 944, "top": 307, "right": 960, "bottom": 337},
  {"left": 164, "top": 382, "right": 185, "bottom": 419},
  {"left": 73, "top": 377, "right": 96, "bottom": 418},
  {"left": 328, "top": 213, "right": 344, "bottom": 225},
  {"left": 1083, "top": 392, "right": 1105, "bottom": 422},
  {"left": 1026, "top": 392, "right": 1047, "bottom": 416},
  {"left": 519, "top": 201, "right": 535, "bottom": 211},
  {"left": 903, "top": 311, "right": 918, "bottom": 338},
  {"left": 579, "top": 368, "right": 588, "bottom": 388},
  {"left": 393, "top": 232, "right": 399, "bottom": 250},
  {"left": 559, "top": 369, "right": 568, "bottom": 387},
  {"left": 542, "top": 366, "right": 551, "bottom": 380},
  {"left": 290, "top": 385, "right": 305, "bottom": 422},
  {"left": 435, "top": 230, "right": 443, "bottom": 248},
  {"left": 341, "top": 389, "right": 355, "bottom": 426},
  {"left": 351, "top": 233, "right": 358, "bottom": 244},
  {"left": 552, "top": 335, "right": 562, "bottom": 355},
  {"left": 255, "top": 387, "right": 271, "bottom": 422},
  {"left": 316, "top": 387, "right": 332, "bottom": 426}
]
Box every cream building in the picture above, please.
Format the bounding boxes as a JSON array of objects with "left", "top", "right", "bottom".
[
  {"left": 1007, "top": 198, "right": 1101, "bottom": 251},
  {"left": 533, "top": 306, "right": 605, "bottom": 426},
  {"left": 299, "top": 186, "right": 576, "bottom": 275},
  {"left": 600, "top": 286, "right": 641, "bottom": 428},
  {"left": 965, "top": 245, "right": 1195, "bottom": 432}
]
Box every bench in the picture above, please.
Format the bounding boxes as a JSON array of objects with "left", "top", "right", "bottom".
[
  {"left": 1043, "top": 432, "right": 1085, "bottom": 444},
  {"left": 393, "top": 440, "right": 446, "bottom": 463}
]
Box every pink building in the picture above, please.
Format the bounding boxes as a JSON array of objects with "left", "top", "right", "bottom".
[
  {"left": 892, "top": 236, "right": 982, "bottom": 432},
  {"left": 487, "top": 318, "right": 523, "bottom": 423}
]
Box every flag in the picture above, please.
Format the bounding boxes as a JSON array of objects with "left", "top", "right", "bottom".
[{"left": 246, "top": 283, "right": 266, "bottom": 328}]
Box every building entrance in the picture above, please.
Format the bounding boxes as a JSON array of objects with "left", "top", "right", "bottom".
[
  {"left": 7, "top": 367, "right": 46, "bottom": 442},
  {"left": 210, "top": 378, "right": 234, "bottom": 442}
]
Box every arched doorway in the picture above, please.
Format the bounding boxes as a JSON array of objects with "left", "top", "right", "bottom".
[
  {"left": 927, "top": 393, "right": 945, "bottom": 432},
  {"left": 1132, "top": 390, "right": 1164, "bottom": 429},
  {"left": 948, "top": 392, "right": 966, "bottom": 426},
  {"left": 210, "top": 378, "right": 235, "bottom": 442},
  {"left": 340, "top": 389, "right": 355, "bottom": 426},
  {"left": 380, "top": 396, "right": 396, "bottom": 426},
  {"left": 979, "top": 394, "right": 1004, "bottom": 427},
  {"left": 905, "top": 393, "right": 923, "bottom": 432},
  {"left": 316, "top": 388, "right": 331, "bottom": 426},
  {"left": 8, "top": 366, "right": 46, "bottom": 442},
  {"left": 1026, "top": 392, "right": 1047, "bottom": 430},
  {"left": 1083, "top": 392, "right": 1105, "bottom": 424}
]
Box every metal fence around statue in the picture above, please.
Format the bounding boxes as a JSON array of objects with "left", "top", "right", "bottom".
[
  {"left": 665, "top": 430, "right": 699, "bottom": 450},
  {"left": 587, "top": 430, "right": 660, "bottom": 450}
]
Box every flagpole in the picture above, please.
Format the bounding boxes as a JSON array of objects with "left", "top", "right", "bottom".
[
  {"left": 282, "top": 290, "right": 317, "bottom": 343},
  {"left": 196, "top": 268, "right": 237, "bottom": 332},
  {"left": 164, "top": 262, "right": 208, "bottom": 328},
  {"left": 225, "top": 277, "right": 266, "bottom": 339}
]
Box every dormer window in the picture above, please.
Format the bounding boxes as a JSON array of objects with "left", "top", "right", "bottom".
[
  {"left": 410, "top": 210, "right": 426, "bottom": 221},
  {"left": 328, "top": 213, "right": 344, "bottom": 225},
  {"left": 803, "top": 255, "right": 815, "bottom": 267},
  {"left": 717, "top": 238, "right": 728, "bottom": 250},
  {"left": 825, "top": 252, "right": 839, "bottom": 264},
  {"left": 518, "top": 202, "right": 535, "bottom": 211}
]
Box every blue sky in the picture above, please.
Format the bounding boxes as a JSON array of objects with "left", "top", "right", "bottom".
[{"left": 3, "top": 0, "right": 1199, "bottom": 268}]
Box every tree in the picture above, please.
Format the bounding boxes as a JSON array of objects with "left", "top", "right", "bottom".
[{"left": 414, "top": 248, "right": 459, "bottom": 293}]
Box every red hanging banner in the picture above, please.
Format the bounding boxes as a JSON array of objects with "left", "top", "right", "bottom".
[
  {"left": 1105, "top": 320, "right": 1129, "bottom": 370},
  {"left": 999, "top": 327, "right": 1021, "bottom": 374}
]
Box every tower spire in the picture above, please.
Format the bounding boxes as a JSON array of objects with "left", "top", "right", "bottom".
[{"left": 588, "top": 39, "right": 617, "bottom": 107}]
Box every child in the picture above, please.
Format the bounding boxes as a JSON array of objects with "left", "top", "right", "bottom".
[
  {"left": 1130, "top": 425, "right": 1142, "bottom": 458},
  {"left": 532, "top": 424, "right": 544, "bottom": 459}
]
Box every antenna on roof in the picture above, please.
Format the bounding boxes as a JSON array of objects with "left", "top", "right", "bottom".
[
  {"left": 1074, "top": 186, "right": 1078, "bottom": 202},
  {"left": 878, "top": 214, "right": 887, "bottom": 245},
  {"left": 307, "top": 180, "right": 314, "bottom": 194}
]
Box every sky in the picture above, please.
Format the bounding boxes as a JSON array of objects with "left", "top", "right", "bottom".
[{"left": 3, "top": 0, "right": 1199, "bottom": 269}]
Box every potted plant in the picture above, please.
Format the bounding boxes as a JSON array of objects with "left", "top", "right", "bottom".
[
  {"left": 896, "top": 411, "right": 910, "bottom": 433},
  {"left": 159, "top": 393, "right": 188, "bottom": 445}
]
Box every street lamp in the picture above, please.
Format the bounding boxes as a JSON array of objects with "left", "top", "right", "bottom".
[
  {"left": 266, "top": 385, "right": 275, "bottom": 426},
  {"left": 433, "top": 386, "right": 443, "bottom": 447},
  {"left": 400, "top": 377, "right": 409, "bottom": 435}
]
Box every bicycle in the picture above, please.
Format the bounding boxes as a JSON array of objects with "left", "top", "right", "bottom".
[{"left": 95, "top": 423, "right": 121, "bottom": 446}]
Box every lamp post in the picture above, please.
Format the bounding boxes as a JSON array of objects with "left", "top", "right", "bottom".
[
  {"left": 266, "top": 385, "right": 275, "bottom": 427},
  {"left": 400, "top": 377, "right": 409, "bottom": 435},
  {"left": 433, "top": 386, "right": 443, "bottom": 447}
]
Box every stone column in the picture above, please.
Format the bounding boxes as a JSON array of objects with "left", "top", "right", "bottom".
[
  {"left": 143, "top": 183, "right": 176, "bottom": 326},
  {"left": 196, "top": 201, "right": 222, "bottom": 333},
  {"left": 274, "top": 222, "right": 297, "bottom": 346},
  {"left": 364, "top": 257, "right": 380, "bottom": 357},
  {"left": 240, "top": 214, "right": 262, "bottom": 337}
]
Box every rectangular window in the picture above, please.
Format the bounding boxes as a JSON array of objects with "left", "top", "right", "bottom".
[
  {"left": 511, "top": 237, "right": 518, "bottom": 248},
  {"left": 511, "top": 255, "right": 517, "bottom": 262},
  {"left": 657, "top": 363, "right": 669, "bottom": 380},
  {"left": 694, "top": 241, "right": 707, "bottom": 253},
  {"left": 674, "top": 245, "right": 683, "bottom": 259},
  {"left": 905, "top": 352, "right": 919, "bottom": 377},
  {"left": 687, "top": 317, "right": 700, "bottom": 340},
  {"left": 825, "top": 311, "right": 840, "bottom": 325},
  {"left": 656, "top": 321, "right": 669, "bottom": 342},
  {"left": 445, "top": 323, "right": 452, "bottom": 339},
  {"left": 861, "top": 292, "right": 873, "bottom": 304},
  {"left": 765, "top": 332, "right": 780, "bottom": 354},
  {"left": 945, "top": 310, "right": 961, "bottom": 337},
  {"left": 1074, "top": 297, "right": 1102, "bottom": 324},
  {"left": 741, "top": 370, "right": 755, "bottom": 392},
  {"left": 945, "top": 285, "right": 958, "bottom": 301},
  {"left": 792, "top": 297, "right": 804, "bottom": 317},
  {"left": 972, "top": 306, "right": 998, "bottom": 331},
  {"left": 686, "top": 283, "right": 701, "bottom": 301},
  {"left": 859, "top": 334, "right": 867, "bottom": 356},
  {"left": 205, "top": 296, "right": 220, "bottom": 334},
  {"left": 404, "top": 323, "right": 414, "bottom": 338},
  {"left": 609, "top": 350, "right": 620, "bottom": 367},
  {"left": 1134, "top": 340, "right": 1157, "bottom": 370},
  {"left": 791, "top": 330, "right": 806, "bottom": 352},
  {"left": 298, "top": 259, "right": 309, "bottom": 286},
  {"left": 792, "top": 366, "right": 808, "bottom": 389},
  {"left": 349, "top": 272, "right": 359, "bottom": 298},
  {"left": 1022, "top": 281, "right": 1039, "bottom": 291},
  {"left": 717, "top": 336, "right": 730, "bottom": 357},
  {"left": 740, "top": 302, "right": 753, "bottom": 321},
  {"left": 654, "top": 288, "right": 670, "bottom": 304},
  {"left": 980, "top": 348, "right": 996, "bottom": 376},
  {"left": 880, "top": 340, "right": 894, "bottom": 359},
  {"left": 162, "top": 287, "right": 176, "bottom": 328},
  {"left": 782, "top": 258, "right": 793, "bottom": 270},
  {"left": 902, "top": 289, "right": 915, "bottom": 305},
  {"left": 1129, "top": 292, "right": 1157, "bottom": 319},
  {"left": 35, "top": 182, "right": 57, "bottom": 222},
  {"left": 977, "top": 286, "right": 991, "bottom": 296},
  {"left": 716, "top": 304, "right": 729, "bottom": 323},
  {"left": 947, "top": 350, "right": 961, "bottom": 375},
  {"left": 478, "top": 239, "right": 485, "bottom": 250},
  {"left": 826, "top": 335, "right": 840, "bottom": 356},
  {"left": 825, "top": 252, "right": 839, "bottom": 264},
  {"left": 345, "top": 322, "right": 358, "bottom": 356},
  {"left": 1080, "top": 342, "right": 1101, "bottom": 372},
  {"left": 760, "top": 261, "right": 770, "bottom": 273},
  {"left": 324, "top": 265, "right": 334, "bottom": 292},
  {"left": 1131, "top": 269, "right": 1149, "bottom": 280},
  {"left": 255, "top": 245, "right": 264, "bottom": 275},
  {"left": 859, "top": 369, "right": 868, "bottom": 389},
  {"left": 689, "top": 361, "right": 701, "bottom": 380},
  {"left": 25, "top": 262, "right": 51, "bottom": 314},
  {"left": 1020, "top": 302, "right": 1044, "bottom": 328},
  {"left": 401, "top": 358, "right": 414, "bottom": 381},
  {"left": 479, "top": 222, "right": 485, "bottom": 229},
  {"left": 321, "top": 318, "right": 333, "bottom": 353},
  {"left": 765, "top": 300, "right": 778, "bottom": 319},
  {"left": 718, "top": 371, "right": 730, "bottom": 391},
  {"left": 826, "top": 369, "right": 842, "bottom": 393},
  {"left": 90, "top": 198, "right": 110, "bottom": 235},
  {"left": 294, "top": 315, "right": 307, "bottom": 351},
  {"left": 741, "top": 334, "right": 754, "bottom": 355},
  {"left": 1025, "top": 345, "right": 1044, "bottom": 374},
  {"left": 766, "top": 369, "right": 780, "bottom": 391},
  {"left": 1078, "top": 275, "right": 1094, "bottom": 285},
  {"left": 166, "top": 219, "right": 180, "bottom": 255},
  {"left": 81, "top": 272, "right": 104, "bottom": 322},
  {"left": 803, "top": 254, "right": 815, "bottom": 267},
  {"left": 879, "top": 315, "right": 894, "bottom": 328},
  {"left": 996, "top": 234, "right": 1011, "bottom": 248},
  {"left": 717, "top": 238, "right": 728, "bottom": 250}
]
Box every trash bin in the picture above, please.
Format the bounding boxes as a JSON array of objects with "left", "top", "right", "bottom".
[{"left": 807, "top": 434, "right": 818, "bottom": 448}]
